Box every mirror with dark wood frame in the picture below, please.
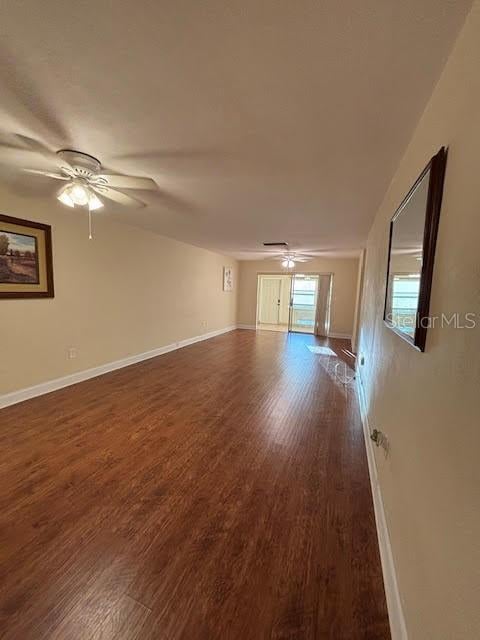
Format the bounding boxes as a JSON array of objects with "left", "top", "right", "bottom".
[{"left": 384, "top": 147, "right": 447, "bottom": 352}]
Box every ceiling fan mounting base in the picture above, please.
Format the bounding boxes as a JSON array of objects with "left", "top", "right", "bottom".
[{"left": 57, "top": 149, "right": 101, "bottom": 174}]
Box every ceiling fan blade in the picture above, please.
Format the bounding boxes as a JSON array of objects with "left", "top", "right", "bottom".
[
  {"left": 95, "top": 174, "right": 157, "bottom": 191},
  {"left": 93, "top": 186, "right": 146, "bottom": 208},
  {"left": 14, "top": 135, "right": 75, "bottom": 171},
  {"left": 0, "top": 39, "right": 71, "bottom": 143},
  {"left": 112, "top": 149, "right": 232, "bottom": 176},
  {"left": 0, "top": 145, "right": 43, "bottom": 167},
  {"left": 23, "top": 168, "right": 70, "bottom": 180},
  {"left": 237, "top": 248, "right": 286, "bottom": 254},
  {"left": 299, "top": 249, "right": 341, "bottom": 256},
  {"left": 114, "top": 148, "right": 227, "bottom": 161},
  {"left": 0, "top": 134, "right": 75, "bottom": 174}
]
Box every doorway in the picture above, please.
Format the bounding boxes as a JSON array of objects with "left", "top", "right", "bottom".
[
  {"left": 256, "top": 273, "right": 332, "bottom": 335},
  {"left": 256, "top": 274, "right": 291, "bottom": 332}
]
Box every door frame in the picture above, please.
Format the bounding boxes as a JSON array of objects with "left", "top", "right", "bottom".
[
  {"left": 255, "top": 273, "right": 292, "bottom": 330},
  {"left": 256, "top": 272, "right": 333, "bottom": 335},
  {"left": 257, "top": 275, "right": 282, "bottom": 325},
  {"left": 288, "top": 273, "right": 332, "bottom": 335}
]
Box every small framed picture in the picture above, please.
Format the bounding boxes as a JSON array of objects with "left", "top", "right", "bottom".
[
  {"left": 223, "top": 266, "right": 233, "bottom": 292},
  {"left": 0, "top": 214, "right": 54, "bottom": 299}
]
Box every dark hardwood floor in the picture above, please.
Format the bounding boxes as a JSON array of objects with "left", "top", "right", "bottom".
[{"left": 0, "top": 329, "right": 390, "bottom": 639}]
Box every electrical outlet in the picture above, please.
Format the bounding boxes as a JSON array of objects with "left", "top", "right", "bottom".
[
  {"left": 67, "top": 347, "right": 77, "bottom": 360},
  {"left": 202, "top": 320, "right": 207, "bottom": 328},
  {"left": 370, "top": 428, "right": 390, "bottom": 456}
]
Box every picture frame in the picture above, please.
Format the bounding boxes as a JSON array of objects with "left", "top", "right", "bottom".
[
  {"left": 383, "top": 147, "right": 447, "bottom": 351},
  {"left": 223, "top": 266, "right": 233, "bottom": 292},
  {"left": 0, "top": 214, "right": 54, "bottom": 299}
]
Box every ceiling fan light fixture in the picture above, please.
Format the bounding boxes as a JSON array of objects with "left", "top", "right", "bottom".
[
  {"left": 57, "top": 186, "right": 75, "bottom": 208},
  {"left": 282, "top": 258, "right": 295, "bottom": 268},
  {"left": 57, "top": 182, "right": 90, "bottom": 208},
  {"left": 57, "top": 181, "right": 104, "bottom": 210},
  {"left": 69, "top": 182, "right": 90, "bottom": 206},
  {"left": 88, "top": 192, "right": 104, "bottom": 211}
]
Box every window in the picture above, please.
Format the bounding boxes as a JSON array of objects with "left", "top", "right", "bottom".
[
  {"left": 292, "top": 279, "right": 316, "bottom": 307},
  {"left": 390, "top": 274, "right": 421, "bottom": 335}
]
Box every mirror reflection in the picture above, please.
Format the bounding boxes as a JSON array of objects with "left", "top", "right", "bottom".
[{"left": 385, "top": 169, "right": 429, "bottom": 338}]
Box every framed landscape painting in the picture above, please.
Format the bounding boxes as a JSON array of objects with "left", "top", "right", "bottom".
[{"left": 0, "top": 214, "right": 54, "bottom": 298}]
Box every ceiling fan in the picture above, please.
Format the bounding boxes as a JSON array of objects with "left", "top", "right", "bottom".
[
  {"left": 246, "top": 242, "right": 318, "bottom": 268},
  {"left": 278, "top": 252, "right": 313, "bottom": 268},
  {"left": 0, "top": 135, "right": 158, "bottom": 238}
]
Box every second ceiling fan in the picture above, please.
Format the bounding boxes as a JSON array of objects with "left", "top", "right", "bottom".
[{"left": 259, "top": 242, "right": 317, "bottom": 268}]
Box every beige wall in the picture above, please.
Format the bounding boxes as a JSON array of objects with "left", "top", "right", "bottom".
[
  {"left": 0, "top": 186, "right": 237, "bottom": 395},
  {"left": 351, "top": 249, "right": 365, "bottom": 353},
  {"left": 237, "top": 257, "right": 359, "bottom": 337},
  {"left": 358, "top": 3, "right": 480, "bottom": 638}
]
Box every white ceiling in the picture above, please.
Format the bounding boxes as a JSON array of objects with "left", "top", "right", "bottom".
[{"left": 0, "top": 0, "right": 471, "bottom": 259}]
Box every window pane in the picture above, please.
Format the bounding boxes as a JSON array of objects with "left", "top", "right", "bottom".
[{"left": 391, "top": 276, "right": 420, "bottom": 335}]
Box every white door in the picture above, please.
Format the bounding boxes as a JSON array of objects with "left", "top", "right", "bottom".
[{"left": 259, "top": 278, "right": 281, "bottom": 324}]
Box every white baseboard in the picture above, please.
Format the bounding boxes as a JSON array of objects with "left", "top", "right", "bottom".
[
  {"left": 0, "top": 325, "right": 237, "bottom": 410},
  {"left": 236, "top": 326, "right": 352, "bottom": 339},
  {"left": 356, "top": 373, "right": 408, "bottom": 640},
  {"left": 328, "top": 332, "right": 352, "bottom": 340}
]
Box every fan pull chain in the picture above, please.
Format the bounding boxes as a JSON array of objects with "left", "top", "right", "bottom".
[{"left": 88, "top": 203, "right": 93, "bottom": 240}]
